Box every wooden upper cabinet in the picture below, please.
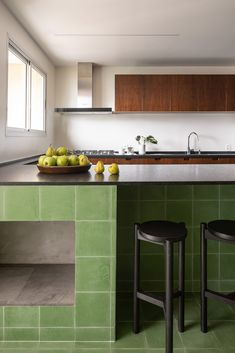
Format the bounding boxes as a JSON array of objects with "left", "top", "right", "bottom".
[
  {"left": 143, "top": 75, "right": 171, "bottom": 111},
  {"left": 115, "top": 75, "right": 143, "bottom": 111},
  {"left": 226, "top": 76, "right": 235, "bottom": 111},
  {"left": 115, "top": 74, "right": 235, "bottom": 112},
  {"left": 171, "top": 75, "right": 197, "bottom": 111},
  {"left": 196, "top": 75, "right": 226, "bottom": 111}
]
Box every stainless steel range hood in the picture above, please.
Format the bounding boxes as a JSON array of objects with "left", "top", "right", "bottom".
[{"left": 55, "top": 63, "right": 112, "bottom": 114}]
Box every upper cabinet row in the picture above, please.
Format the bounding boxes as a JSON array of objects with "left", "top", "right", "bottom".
[{"left": 115, "top": 74, "right": 235, "bottom": 112}]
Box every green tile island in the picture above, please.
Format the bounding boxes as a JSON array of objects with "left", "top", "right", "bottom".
[{"left": 0, "top": 160, "right": 235, "bottom": 343}]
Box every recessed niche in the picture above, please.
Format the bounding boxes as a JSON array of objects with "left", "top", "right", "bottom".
[{"left": 0, "top": 221, "right": 75, "bottom": 306}]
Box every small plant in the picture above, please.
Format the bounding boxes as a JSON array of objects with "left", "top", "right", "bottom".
[{"left": 135, "top": 135, "right": 158, "bottom": 145}]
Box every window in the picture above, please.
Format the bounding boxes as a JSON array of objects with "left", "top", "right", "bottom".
[{"left": 7, "top": 41, "right": 46, "bottom": 135}]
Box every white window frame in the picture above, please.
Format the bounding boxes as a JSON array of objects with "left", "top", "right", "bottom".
[{"left": 6, "top": 39, "right": 47, "bottom": 137}]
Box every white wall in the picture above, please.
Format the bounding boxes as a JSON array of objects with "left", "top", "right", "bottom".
[
  {"left": 0, "top": 2, "right": 55, "bottom": 163},
  {"left": 55, "top": 65, "right": 235, "bottom": 152}
]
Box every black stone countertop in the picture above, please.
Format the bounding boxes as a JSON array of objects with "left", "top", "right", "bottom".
[
  {"left": 86, "top": 151, "right": 235, "bottom": 158},
  {"left": 1, "top": 157, "right": 235, "bottom": 185}
]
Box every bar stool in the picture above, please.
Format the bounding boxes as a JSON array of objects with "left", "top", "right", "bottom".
[
  {"left": 201, "top": 220, "right": 235, "bottom": 333},
  {"left": 133, "top": 220, "right": 187, "bottom": 353}
]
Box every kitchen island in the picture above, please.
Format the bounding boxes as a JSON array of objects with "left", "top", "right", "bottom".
[{"left": 0, "top": 160, "right": 235, "bottom": 343}]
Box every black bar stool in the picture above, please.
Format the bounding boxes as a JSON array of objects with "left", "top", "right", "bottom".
[
  {"left": 133, "top": 220, "right": 187, "bottom": 353},
  {"left": 201, "top": 220, "right": 235, "bottom": 333}
]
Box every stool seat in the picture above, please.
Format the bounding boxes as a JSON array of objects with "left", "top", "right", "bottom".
[
  {"left": 138, "top": 220, "right": 187, "bottom": 242},
  {"left": 208, "top": 220, "right": 235, "bottom": 242}
]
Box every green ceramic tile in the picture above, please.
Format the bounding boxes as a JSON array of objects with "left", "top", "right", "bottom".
[
  {"left": 4, "top": 186, "right": 39, "bottom": 220},
  {"left": 111, "top": 257, "right": 116, "bottom": 292},
  {"left": 40, "top": 186, "right": 75, "bottom": 220},
  {"left": 144, "top": 321, "right": 183, "bottom": 348},
  {"left": 74, "top": 341, "right": 110, "bottom": 348},
  {"left": 220, "top": 185, "right": 235, "bottom": 199},
  {"left": 193, "top": 254, "right": 219, "bottom": 281},
  {"left": 0, "top": 187, "right": 4, "bottom": 220},
  {"left": 220, "top": 201, "right": 235, "bottom": 220},
  {"left": 193, "top": 185, "right": 219, "bottom": 200},
  {"left": 76, "top": 257, "right": 110, "bottom": 291},
  {"left": 139, "top": 185, "right": 165, "bottom": 200},
  {"left": 75, "top": 327, "right": 110, "bottom": 341},
  {"left": 213, "top": 320, "right": 235, "bottom": 348},
  {"left": 118, "top": 226, "right": 136, "bottom": 254},
  {"left": 193, "top": 227, "right": 219, "bottom": 253},
  {"left": 118, "top": 185, "right": 139, "bottom": 200},
  {"left": 117, "top": 200, "right": 139, "bottom": 227},
  {"left": 192, "top": 280, "right": 220, "bottom": 292},
  {"left": 167, "top": 185, "right": 192, "bottom": 200},
  {"left": 220, "top": 280, "right": 235, "bottom": 292},
  {"left": 117, "top": 254, "right": 134, "bottom": 281},
  {"left": 111, "top": 322, "right": 146, "bottom": 348},
  {"left": 76, "top": 293, "right": 110, "bottom": 327},
  {"left": 180, "top": 321, "right": 219, "bottom": 348},
  {"left": 40, "top": 328, "right": 74, "bottom": 341},
  {"left": 139, "top": 201, "right": 165, "bottom": 222},
  {"left": 166, "top": 201, "right": 192, "bottom": 226},
  {"left": 193, "top": 200, "right": 219, "bottom": 226},
  {"left": 76, "top": 186, "right": 112, "bottom": 220},
  {"left": 220, "top": 241, "right": 235, "bottom": 253},
  {"left": 111, "top": 221, "right": 117, "bottom": 256},
  {"left": 140, "top": 254, "right": 165, "bottom": 281},
  {"left": 110, "top": 348, "right": 148, "bottom": 353},
  {"left": 220, "top": 254, "right": 235, "bottom": 280},
  {"left": 110, "top": 292, "right": 116, "bottom": 327},
  {"left": 4, "top": 307, "right": 39, "bottom": 327},
  {"left": 76, "top": 221, "right": 112, "bottom": 256},
  {"left": 0, "top": 308, "right": 3, "bottom": 327},
  {"left": 40, "top": 306, "right": 74, "bottom": 327},
  {"left": 207, "top": 300, "right": 235, "bottom": 320},
  {"left": 4, "top": 328, "right": 39, "bottom": 341},
  {"left": 111, "top": 186, "right": 117, "bottom": 220}
]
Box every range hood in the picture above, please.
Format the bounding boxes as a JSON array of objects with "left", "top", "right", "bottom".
[{"left": 55, "top": 63, "right": 112, "bottom": 114}]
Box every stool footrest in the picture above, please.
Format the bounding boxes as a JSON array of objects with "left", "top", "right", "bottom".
[
  {"left": 137, "top": 290, "right": 182, "bottom": 309},
  {"left": 205, "top": 289, "right": 235, "bottom": 306}
]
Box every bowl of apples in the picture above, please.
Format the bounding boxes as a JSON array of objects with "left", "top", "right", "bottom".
[{"left": 37, "top": 145, "right": 91, "bottom": 174}]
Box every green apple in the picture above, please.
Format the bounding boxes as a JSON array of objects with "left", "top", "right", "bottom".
[
  {"left": 57, "top": 155, "right": 69, "bottom": 166},
  {"left": 68, "top": 155, "right": 79, "bottom": 166},
  {"left": 56, "top": 146, "right": 68, "bottom": 156},
  {"left": 52, "top": 155, "right": 58, "bottom": 163},
  {"left": 43, "top": 156, "right": 56, "bottom": 167},
  {"left": 38, "top": 155, "right": 47, "bottom": 166}
]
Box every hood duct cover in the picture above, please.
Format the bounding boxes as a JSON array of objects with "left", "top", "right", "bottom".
[{"left": 55, "top": 63, "right": 112, "bottom": 114}]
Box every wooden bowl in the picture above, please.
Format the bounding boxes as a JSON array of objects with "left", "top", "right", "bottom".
[{"left": 37, "top": 164, "right": 91, "bottom": 174}]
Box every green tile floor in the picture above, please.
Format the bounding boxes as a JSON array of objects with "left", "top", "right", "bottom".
[{"left": 0, "top": 294, "right": 234, "bottom": 352}]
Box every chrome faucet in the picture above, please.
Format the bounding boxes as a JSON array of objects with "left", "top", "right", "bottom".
[{"left": 187, "top": 132, "right": 200, "bottom": 154}]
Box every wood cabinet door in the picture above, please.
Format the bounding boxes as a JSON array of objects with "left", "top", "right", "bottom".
[
  {"left": 196, "top": 75, "right": 226, "bottom": 111},
  {"left": 226, "top": 76, "right": 235, "bottom": 111},
  {"left": 115, "top": 75, "right": 143, "bottom": 111},
  {"left": 171, "top": 75, "right": 197, "bottom": 111},
  {"left": 143, "top": 75, "right": 171, "bottom": 111}
]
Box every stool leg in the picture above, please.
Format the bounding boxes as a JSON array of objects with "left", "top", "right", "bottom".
[
  {"left": 200, "top": 223, "right": 208, "bottom": 333},
  {"left": 133, "top": 224, "right": 140, "bottom": 333},
  {"left": 165, "top": 240, "right": 174, "bottom": 353},
  {"left": 178, "top": 239, "right": 185, "bottom": 333}
]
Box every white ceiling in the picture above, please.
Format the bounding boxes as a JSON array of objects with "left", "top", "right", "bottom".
[{"left": 2, "top": 0, "right": 235, "bottom": 66}]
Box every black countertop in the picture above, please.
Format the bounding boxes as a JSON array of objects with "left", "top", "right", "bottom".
[
  {"left": 1, "top": 157, "right": 235, "bottom": 185},
  {"left": 84, "top": 151, "right": 235, "bottom": 159}
]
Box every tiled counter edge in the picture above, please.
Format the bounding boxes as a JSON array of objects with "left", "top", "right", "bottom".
[{"left": 0, "top": 185, "right": 117, "bottom": 342}]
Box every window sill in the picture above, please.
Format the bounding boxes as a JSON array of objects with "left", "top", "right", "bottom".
[{"left": 6, "top": 128, "right": 46, "bottom": 137}]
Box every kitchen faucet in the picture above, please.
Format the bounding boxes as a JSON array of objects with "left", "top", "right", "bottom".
[{"left": 187, "top": 132, "right": 200, "bottom": 154}]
